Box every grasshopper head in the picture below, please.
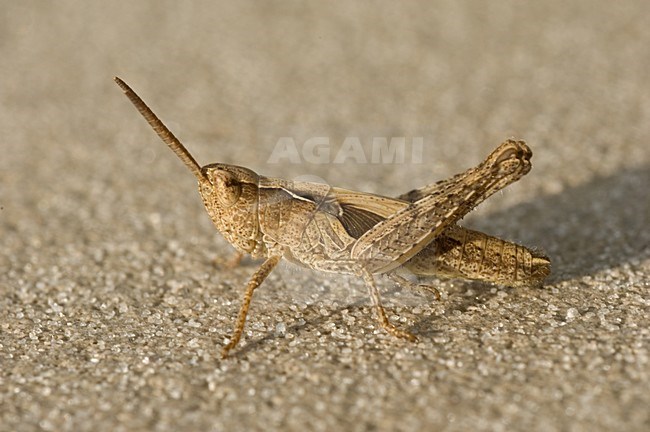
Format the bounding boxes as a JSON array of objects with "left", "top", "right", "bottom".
[{"left": 199, "top": 164, "right": 264, "bottom": 255}]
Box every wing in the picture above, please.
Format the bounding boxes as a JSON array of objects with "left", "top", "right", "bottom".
[{"left": 329, "top": 187, "right": 408, "bottom": 239}]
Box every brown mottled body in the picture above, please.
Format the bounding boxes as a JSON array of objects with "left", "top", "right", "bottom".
[{"left": 114, "top": 77, "right": 551, "bottom": 357}]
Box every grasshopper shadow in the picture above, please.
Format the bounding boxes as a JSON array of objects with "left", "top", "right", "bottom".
[
  {"left": 413, "top": 165, "right": 649, "bottom": 337},
  {"left": 467, "top": 165, "right": 650, "bottom": 283}
]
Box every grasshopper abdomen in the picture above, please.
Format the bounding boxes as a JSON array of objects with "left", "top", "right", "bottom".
[{"left": 404, "top": 225, "right": 551, "bottom": 287}]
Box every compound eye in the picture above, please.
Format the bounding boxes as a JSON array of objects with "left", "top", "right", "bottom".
[{"left": 212, "top": 171, "right": 242, "bottom": 206}]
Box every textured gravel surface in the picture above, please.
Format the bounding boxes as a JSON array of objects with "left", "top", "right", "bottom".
[{"left": 1, "top": 2, "right": 649, "bottom": 431}]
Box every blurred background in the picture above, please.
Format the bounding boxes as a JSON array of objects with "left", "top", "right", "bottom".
[
  {"left": 1, "top": 2, "right": 648, "bottom": 431},
  {"left": 2, "top": 2, "right": 648, "bottom": 277}
]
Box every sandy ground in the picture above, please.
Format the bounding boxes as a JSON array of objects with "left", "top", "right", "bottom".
[{"left": 1, "top": 2, "right": 649, "bottom": 431}]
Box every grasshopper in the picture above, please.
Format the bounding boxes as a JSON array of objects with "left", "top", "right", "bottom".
[{"left": 114, "top": 77, "right": 550, "bottom": 357}]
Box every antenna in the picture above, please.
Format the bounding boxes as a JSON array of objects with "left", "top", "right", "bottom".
[{"left": 114, "top": 77, "right": 206, "bottom": 181}]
